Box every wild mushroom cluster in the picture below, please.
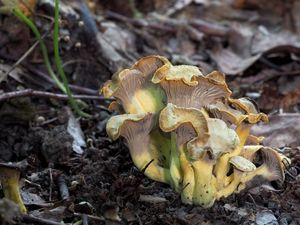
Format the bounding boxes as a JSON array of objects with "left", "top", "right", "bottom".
[{"left": 101, "top": 55, "right": 290, "bottom": 207}]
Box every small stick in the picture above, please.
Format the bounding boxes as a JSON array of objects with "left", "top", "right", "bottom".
[
  {"left": 49, "top": 168, "right": 53, "bottom": 202},
  {"left": 0, "top": 89, "right": 113, "bottom": 102},
  {"left": 21, "top": 214, "right": 63, "bottom": 225},
  {"left": 105, "top": 10, "right": 177, "bottom": 33},
  {"left": 4, "top": 27, "right": 51, "bottom": 78},
  {"left": 74, "top": 213, "right": 105, "bottom": 222},
  {"left": 24, "top": 64, "right": 100, "bottom": 95},
  {"left": 105, "top": 10, "right": 229, "bottom": 37},
  {"left": 247, "top": 193, "right": 257, "bottom": 208}
]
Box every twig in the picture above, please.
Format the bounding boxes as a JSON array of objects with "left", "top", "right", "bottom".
[
  {"left": 105, "top": 10, "right": 229, "bottom": 37},
  {"left": 74, "top": 213, "right": 105, "bottom": 222},
  {"left": 24, "top": 64, "right": 100, "bottom": 95},
  {"left": 49, "top": 168, "right": 53, "bottom": 202},
  {"left": 105, "top": 10, "right": 176, "bottom": 33},
  {"left": 4, "top": 33, "right": 47, "bottom": 78},
  {"left": 21, "top": 214, "right": 63, "bottom": 225},
  {"left": 189, "top": 19, "right": 229, "bottom": 37},
  {"left": 246, "top": 193, "right": 257, "bottom": 208},
  {"left": 24, "top": 179, "right": 42, "bottom": 189},
  {"left": 0, "top": 89, "right": 113, "bottom": 102}
]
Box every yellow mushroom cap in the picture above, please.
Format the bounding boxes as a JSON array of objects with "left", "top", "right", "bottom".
[
  {"left": 152, "top": 64, "right": 202, "bottom": 86},
  {"left": 159, "top": 103, "right": 239, "bottom": 160},
  {"left": 101, "top": 56, "right": 168, "bottom": 114},
  {"left": 229, "top": 156, "right": 256, "bottom": 172},
  {"left": 106, "top": 113, "right": 150, "bottom": 140}
]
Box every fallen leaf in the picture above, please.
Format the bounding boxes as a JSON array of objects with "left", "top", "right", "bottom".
[
  {"left": 67, "top": 110, "right": 86, "bottom": 154},
  {"left": 0, "top": 63, "right": 23, "bottom": 83},
  {"left": 210, "top": 47, "right": 261, "bottom": 75},
  {"left": 251, "top": 30, "right": 300, "bottom": 55},
  {"left": 30, "top": 206, "right": 66, "bottom": 223},
  {"left": 251, "top": 113, "right": 300, "bottom": 147}
]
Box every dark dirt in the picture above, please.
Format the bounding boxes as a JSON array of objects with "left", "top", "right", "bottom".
[{"left": 0, "top": 0, "right": 300, "bottom": 225}]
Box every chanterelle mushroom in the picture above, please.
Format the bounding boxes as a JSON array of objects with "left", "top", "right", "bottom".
[{"left": 101, "top": 55, "right": 290, "bottom": 207}]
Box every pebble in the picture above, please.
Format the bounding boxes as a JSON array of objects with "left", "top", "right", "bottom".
[{"left": 256, "top": 211, "right": 278, "bottom": 225}]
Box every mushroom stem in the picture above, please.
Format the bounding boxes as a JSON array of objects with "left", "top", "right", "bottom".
[
  {"left": 129, "top": 143, "right": 171, "bottom": 184},
  {"left": 1, "top": 169, "right": 27, "bottom": 213},
  {"left": 179, "top": 146, "right": 195, "bottom": 204},
  {"left": 214, "top": 123, "right": 251, "bottom": 189},
  {"left": 217, "top": 171, "right": 242, "bottom": 199},
  {"left": 218, "top": 165, "right": 271, "bottom": 199},
  {"left": 169, "top": 132, "right": 182, "bottom": 191},
  {"left": 191, "top": 153, "right": 217, "bottom": 208},
  {"left": 217, "top": 155, "right": 256, "bottom": 199}
]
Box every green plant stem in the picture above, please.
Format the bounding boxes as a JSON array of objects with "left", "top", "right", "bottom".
[
  {"left": 54, "top": 0, "right": 91, "bottom": 118},
  {"left": 12, "top": 8, "right": 66, "bottom": 93}
]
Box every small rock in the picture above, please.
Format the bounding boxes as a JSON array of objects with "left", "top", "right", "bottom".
[{"left": 256, "top": 211, "right": 278, "bottom": 225}]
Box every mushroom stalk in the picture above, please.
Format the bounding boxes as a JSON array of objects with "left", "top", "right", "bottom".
[
  {"left": 169, "top": 132, "right": 182, "bottom": 191},
  {"left": 179, "top": 146, "right": 195, "bottom": 204},
  {"left": 1, "top": 168, "right": 27, "bottom": 213},
  {"left": 128, "top": 139, "right": 171, "bottom": 184},
  {"left": 191, "top": 154, "right": 217, "bottom": 208},
  {"left": 214, "top": 123, "right": 251, "bottom": 189}
]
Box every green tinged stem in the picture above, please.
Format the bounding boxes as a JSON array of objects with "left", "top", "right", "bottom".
[
  {"left": 13, "top": 3, "right": 90, "bottom": 117},
  {"left": 54, "top": 0, "right": 91, "bottom": 118},
  {"left": 2, "top": 175, "right": 27, "bottom": 213},
  {"left": 169, "top": 132, "right": 182, "bottom": 191},
  {"left": 179, "top": 146, "right": 195, "bottom": 204}
]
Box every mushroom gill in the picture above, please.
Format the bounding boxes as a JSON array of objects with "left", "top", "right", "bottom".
[
  {"left": 101, "top": 56, "right": 169, "bottom": 114},
  {"left": 106, "top": 113, "right": 171, "bottom": 183},
  {"left": 236, "top": 147, "right": 288, "bottom": 192}
]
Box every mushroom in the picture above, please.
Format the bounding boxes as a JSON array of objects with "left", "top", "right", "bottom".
[
  {"left": 214, "top": 122, "right": 254, "bottom": 190},
  {"left": 101, "top": 56, "right": 168, "bottom": 114},
  {"left": 207, "top": 99, "right": 268, "bottom": 125},
  {"left": 0, "top": 163, "right": 27, "bottom": 213},
  {"left": 102, "top": 55, "right": 290, "bottom": 208},
  {"left": 153, "top": 69, "right": 232, "bottom": 109},
  {"left": 217, "top": 155, "right": 256, "bottom": 199},
  {"left": 159, "top": 103, "right": 240, "bottom": 207},
  {"left": 236, "top": 147, "right": 289, "bottom": 192},
  {"left": 106, "top": 113, "right": 171, "bottom": 183},
  {"left": 212, "top": 98, "right": 268, "bottom": 190}
]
